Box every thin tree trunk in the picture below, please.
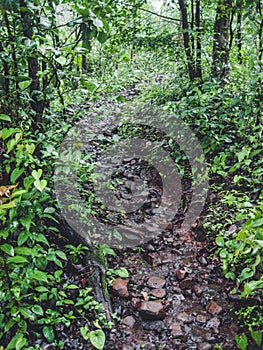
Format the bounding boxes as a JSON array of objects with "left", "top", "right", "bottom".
[
  {"left": 236, "top": 1, "right": 242, "bottom": 63},
  {"left": 195, "top": 0, "right": 202, "bottom": 80},
  {"left": 178, "top": 0, "right": 196, "bottom": 82},
  {"left": 19, "top": 0, "right": 44, "bottom": 128},
  {"left": 212, "top": 0, "right": 232, "bottom": 81},
  {"left": 0, "top": 42, "right": 10, "bottom": 97}
]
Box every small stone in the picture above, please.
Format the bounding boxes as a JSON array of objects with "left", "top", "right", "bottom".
[
  {"left": 198, "top": 343, "right": 212, "bottom": 350},
  {"left": 198, "top": 257, "right": 208, "bottom": 266},
  {"left": 138, "top": 301, "right": 165, "bottom": 320},
  {"left": 196, "top": 314, "right": 208, "bottom": 323},
  {"left": 122, "top": 346, "right": 133, "bottom": 350},
  {"left": 121, "top": 316, "right": 136, "bottom": 328},
  {"left": 206, "top": 301, "right": 222, "bottom": 315},
  {"left": 207, "top": 317, "right": 220, "bottom": 333},
  {"left": 194, "top": 285, "right": 204, "bottom": 296},
  {"left": 150, "top": 288, "right": 166, "bottom": 298},
  {"left": 170, "top": 322, "right": 184, "bottom": 337},
  {"left": 131, "top": 297, "right": 141, "bottom": 308},
  {"left": 177, "top": 312, "right": 193, "bottom": 324},
  {"left": 142, "top": 320, "right": 166, "bottom": 331},
  {"left": 147, "top": 276, "right": 166, "bottom": 289},
  {"left": 111, "top": 278, "right": 129, "bottom": 297},
  {"left": 176, "top": 269, "right": 186, "bottom": 280}
]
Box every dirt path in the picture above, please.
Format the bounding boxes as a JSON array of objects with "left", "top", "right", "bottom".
[{"left": 57, "top": 80, "right": 260, "bottom": 350}]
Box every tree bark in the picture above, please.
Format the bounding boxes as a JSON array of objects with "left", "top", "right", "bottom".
[
  {"left": 178, "top": 0, "right": 196, "bottom": 82},
  {"left": 212, "top": 0, "right": 232, "bottom": 81},
  {"left": 19, "top": 0, "right": 44, "bottom": 128},
  {"left": 195, "top": 0, "right": 202, "bottom": 80}
]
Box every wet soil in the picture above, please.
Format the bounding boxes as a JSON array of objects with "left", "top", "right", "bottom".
[{"left": 51, "top": 79, "right": 261, "bottom": 349}]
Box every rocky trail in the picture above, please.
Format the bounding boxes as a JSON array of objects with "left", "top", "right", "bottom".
[{"left": 52, "top": 79, "right": 261, "bottom": 350}]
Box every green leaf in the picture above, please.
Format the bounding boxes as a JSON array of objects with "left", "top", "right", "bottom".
[
  {"left": 7, "top": 256, "right": 28, "bottom": 264},
  {"left": 18, "top": 79, "right": 32, "bottom": 90},
  {"left": 0, "top": 243, "right": 14, "bottom": 256},
  {"left": 235, "top": 333, "right": 248, "bottom": 350},
  {"left": 6, "top": 333, "right": 27, "bottom": 350},
  {"left": 35, "top": 286, "right": 49, "bottom": 292},
  {"left": 32, "top": 270, "right": 49, "bottom": 282},
  {"left": 116, "top": 267, "right": 129, "bottom": 278},
  {"left": 32, "top": 169, "right": 42, "bottom": 180},
  {"left": 80, "top": 326, "right": 90, "bottom": 340},
  {"left": 216, "top": 236, "right": 225, "bottom": 247},
  {"left": 26, "top": 143, "right": 35, "bottom": 154},
  {"left": 97, "top": 31, "right": 108, "bottom": 44},
  {"left": 11, "top": 168, "right": 24, "bottom": 183},
  {"left": 66, "top": 284, "right": 79, "bottom": 289},
  {"left": 250, "top": 329, "right": 262, "bottom": 346},
  {"left": 0, "top": 114, "right": 11, "bottom": 122},
  {"left": 34, "top": 179, "right": 47, "bottom": 192},
  {"left": 55, "top": 250, "right": 67, "bottom": 260},
  {"left": 251, "top": 218, "right": 263, "bottom": 227},
  {"left": 17, "top": 231, "right": 30, "bottom": 246},
  {"left": 32, "top": 305, "right": 44, "bottom": 316},
  {"left": 43, "top": 326, "right": 55, "bottom": 343},
  {"left": 89, "top": 329, "right": 105, "bottom": 350}
]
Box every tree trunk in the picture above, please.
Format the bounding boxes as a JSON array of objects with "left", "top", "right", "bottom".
[
  {"left": 195, "top": 0, "right": 202, "bottom": 80},
  {"left": 212, "top": 0, "right": 232, "bottom": 81},
  {"left": 19, "top": 0, "right": 44, "bottom": 128},
  {"left": 236, "top": 0, "right": 242, "bottom": 63},
  {"left": 178, "top": 0, "right": 196, "bottom": 82}
]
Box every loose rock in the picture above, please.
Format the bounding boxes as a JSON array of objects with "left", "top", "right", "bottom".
[
  {"left": 147, "top": 276, "right": 166, "bottom": 289},
  {"left": 112, "top": 278, "right": 129, "bottom": 297},
  {"left": 138, "top": 300, "right": 165, "bottom": 320},
  {"left": 170, "top": 322, "right": 184, "bottom": 337},
  {"left": 150, "top": 288, "right": 166, "bottom": 298},
  {"left": 206, "top": 301, "right": 222, "bottom": 315}
]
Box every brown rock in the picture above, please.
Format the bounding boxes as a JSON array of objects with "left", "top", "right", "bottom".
[
  {"left": 193, "top": 285, "right": 204, "bottom": 296},
  {"left": 207, "top": 317, "right": 220, "bottom": 333},
  {"left": 206, "top": 301, "right": 222, "bottom": 315},
  {"left": 112, "top": 278, "right": 129, "bottom": 297},
  {"left": 147, "top": 276, "right": 166, "bottom": 289},
  {"left": 131, "top": 297, "right": 141, "bottom": 308},
  {"left": 198, "top": 343, "right": 212, "bottom": 350},
  {"left": 170, "top": 322, "right": 184, "bottom": 337},
  {"left": 177, "top": 312, "right": 193, "bottom": 324},
  {"left": 176, "top": 269, "right": 186, "bottom": 280},
  {"left": 138, "top": 300, "right": 165, "bottom": 320},
  {"left": 150, "top": 288, "right": 166, "bottom": 298},
  {"left": 121, "top": 316, "right": 136, "bottom": 329},
  {"left": 196, "top": 314, "right": 208, "bottom": 323}
]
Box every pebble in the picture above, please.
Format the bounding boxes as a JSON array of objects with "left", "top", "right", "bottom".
[
  {"left": 147, "top": 276, "right": 166, "bottom": 289},
  {"left": 196, "top": 314, "right": 208, "bottom": 323},
  {"left": 150, "top": 288, "right": 166, "bottom": 298},
  {"left": 198, "top": 343, "right": 212, "bottom": 350},
  {"left": 121, "top": 316, "right": 136, "bottom": 329},
  {"left": 193, "top": 285, "right": 204, "bottom": 296},
  {"left": 177, "top": 312, "right": 193, "bottom": 324},
  {"left": 138, "top": 300, "right": 165, "bottom": 320},
  {"left": 112, "top": 278, "right": 129, "bottom": 297},
  {"left": 176, "top": 269, "right": 186, "bottom": 280},
  {"left": 206, "top": 301, "right": 222, "bottom": 315},
  {"left": 142, "top": 320, "right": 166, "bottom": 331},
  {"left": 206, "top": 317, "right": 220, "bottom": 333},
  {"left": 169, "top": 322, "right": 184, "bottom": 337}
]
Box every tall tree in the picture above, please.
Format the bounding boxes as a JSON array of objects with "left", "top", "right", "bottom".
[
  {"left": 178, "top": 0, "right": 202, "bottom": 82},
  {"left": 212, "top": 0, "right": 232, "bottom": 81}
]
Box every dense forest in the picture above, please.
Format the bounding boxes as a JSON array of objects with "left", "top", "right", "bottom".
[{"left": 0, "top": 0, "right": 262, "bottom": 349}]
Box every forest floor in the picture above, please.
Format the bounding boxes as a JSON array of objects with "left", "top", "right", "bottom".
[{"left": 48, "top": 79, "right": 261, "bottom": 350}]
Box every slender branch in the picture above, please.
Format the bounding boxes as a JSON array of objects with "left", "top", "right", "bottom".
[{"left": 138, "top": 6, "right": 188, "bottom": 23}]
